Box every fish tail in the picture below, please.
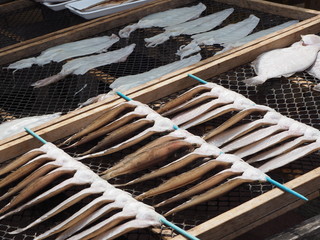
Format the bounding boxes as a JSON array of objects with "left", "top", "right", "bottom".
[
  {"left": 31, "top": 73, "right": 66, "bottom": 88},
  {"left": 118, "top": 23, "right": 138, "bottom": 38},
  {"left": 243, "top": 75, "right": 267, "bottom": 86}
]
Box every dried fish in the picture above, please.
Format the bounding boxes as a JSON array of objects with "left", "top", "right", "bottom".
[
  {"left": 1, "top": 143, "right": 163, "bottom": 240},
  {"left": 243, "top": 37, "right": 320, "bottom": 86},
  {"left": 234, "top": 120, "right": 306, "bottom": 158},
  {"left": 109, "top": 53, "right": 202, "bottom": 93},
  {"left": 259, "top": 138, "right": 320, "bottom": 173},
  {"left": 118, "top": 2, "right": 206, "bottom": 38},
  {"left": 247, "top": 126, "right": 320, "bottom": 163},
  {"left": 217, "top": 20, "right": 298, "bottom": 54},
  {"left": 164, "top": 162, "right": 267, "bottom": 216},
  {"left": 100, "top": 132, "right": 202, "bottom": 180},
  {"left": 205, "top": 111, "right": 280, "bottom": 147},
  {"left": 118, "top": 142, "right": 221, "bottom": 186},
  {"left": 221, "top": 116, "right": 293, "bottom": 153},
  {"left": 62, "top": 101, "right": 141, "bottom": 146},
  {"left": 31, "top": 44, "right": 136, "bottom": 88},
  {"left": 154, "top": 154, "right": 243, "bottom": 207},
  {"left": 8, "top": 35, "right": 119, "bottom": 71},
  {"left": 76, "top": 112, "right": 175, "bottom": 159},
  {"left": 145, "top": 8, "right": 234, "bottom": 47},
  {"left": 177, "top": 14, "right": 260, "bottom": 59},
  {"left": 81, "top": 53, "right": 201, "bottom": 106}
]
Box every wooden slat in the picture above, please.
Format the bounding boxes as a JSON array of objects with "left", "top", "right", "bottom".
[
  {"left": 171, "top": 167, "right": 320, "bottom": 240},
  {"left": 0, "top": 0, "right": 36, "bottom": 14},
  {"left": 214, "top": 0, "right": 320, "bottom": 20}
]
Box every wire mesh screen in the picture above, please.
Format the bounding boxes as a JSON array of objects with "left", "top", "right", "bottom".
[
  {"left": 1, "top": 0, "right": 319, "bottom": 240},
  {"left": 0, "top": 2, "right": 85, "bottom": 48}
]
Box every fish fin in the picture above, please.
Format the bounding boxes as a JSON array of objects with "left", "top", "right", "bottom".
[{"left": 243, "top": 75, "right": 267, "bottom": 86}]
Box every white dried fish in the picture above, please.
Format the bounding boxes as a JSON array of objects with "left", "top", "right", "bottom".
[
  {"left": 0, "top": 113, "right": 61, "bottom": 141},
  {"left": 243, "top": 39, "right": 320, "bottom": 86},
  {"left": 216, "top": 20, "right": 298, "bottom": 54},
  {"left": 118, "top": 2, "right": 206, "bottom": 38},
  {"left": 31, "top": 44, "right": 136, "bottom": 88},
  {"left": 144, "top": 8, "right": 234, "bottom": 47},
  {"left": 80, "top": 53, "right": 201, "bottom": 106},
  {"left": 110, "top": 53, "right": 201, "bottom": 92},
  {"left": 177, "top": 14, "right": 260, "bottom": 59},
  {"left": 7, "top": 34, "right": 119, "bottom": 71}
]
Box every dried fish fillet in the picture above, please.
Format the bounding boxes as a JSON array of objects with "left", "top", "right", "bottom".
[
  {"left": 8, "top": 34, "right": 119, "bottom": 71},
  {"left": 177, "top": 14, "right": 260, "bottom": 58},
  {"left": 217, "top": 20, "right": 298, "bottom": 54},
  {"left": 110, "top": 53, "right": 201, "bottom": 92},
  {"left": 31, "top": 44, "right": 136, "bottom": 88},
  {"left": 145, "top": 8, "right": 234, "bottom": 47},
  {"left": 81, "top": 53, "right": 201, "bottom": 106},
  {"left": 118, "top": 2, "right": 206, "bottom": 38}
]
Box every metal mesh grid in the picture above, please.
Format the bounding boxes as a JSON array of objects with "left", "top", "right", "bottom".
[
  {"left": 0, "top": 3, "right": 85, "bottom": 48},
  {"left": 1, "top": 1, "right": 319, "bottom": 239}
]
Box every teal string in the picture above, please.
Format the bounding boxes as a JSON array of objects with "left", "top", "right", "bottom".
[
  {"left": 161, "top": 218, "right": 200, "bottom": 240},
  {"left": 24, "top": 127, "right": 47, "bottom": 144},
  {"left": 266, "top": 177, "right": 308, "bottom": 201},
  {"left": 116, "top": 91, "right": 132, "bottom": 101},
  {"left": 188, "top": 74, "right": 208, "bottom": 84}
]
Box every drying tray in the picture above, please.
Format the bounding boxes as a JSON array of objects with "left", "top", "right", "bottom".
[
  {"left": 0, "top": 0, "right": 85, "bottom": 49},
  {"left": 0, "top": 0, "right": 320, "bottom": 240}
]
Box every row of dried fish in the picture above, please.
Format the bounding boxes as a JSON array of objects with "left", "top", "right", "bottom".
[
  {"left": 58, "top": 97, "right": 296, "bottom": 217},
  {"left": 0, "top": 142, "right": 163, "bottom": 239},
  {"left": 156, "top": 81, "right": 320, "bottom": 172}
]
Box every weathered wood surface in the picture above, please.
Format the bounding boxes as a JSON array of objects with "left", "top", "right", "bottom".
[
  {"left": 0, "top": 0, "right": 35, "bottom": 14},
  {"left": 267, "top": 212, "right": 320, "bottom": 239},
  {"left": 215, "top": 0, "right": 320, "bottom": 19}
]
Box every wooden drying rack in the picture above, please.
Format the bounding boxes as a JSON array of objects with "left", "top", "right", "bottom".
[{"left": 0, "top": 0, "right": 320, "bottom": 239}]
